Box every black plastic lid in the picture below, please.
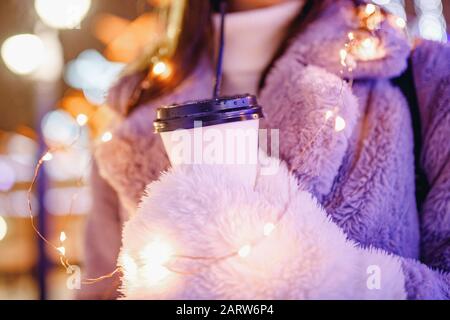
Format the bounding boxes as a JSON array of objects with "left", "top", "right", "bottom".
[{"left": 153, "top": 94, "right": 263, "bottom": 133}]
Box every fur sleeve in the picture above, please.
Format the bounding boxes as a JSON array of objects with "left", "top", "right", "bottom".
[
  {"left": 411, "top": 40, "right": 450, "bottom": 272},
  {"left": 117, "top": 157, "right": 406, "bottom": 299}
]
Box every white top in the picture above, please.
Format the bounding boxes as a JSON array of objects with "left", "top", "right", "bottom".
[{"left": 212, "top": 0, "right": 305, "bottom": 97}]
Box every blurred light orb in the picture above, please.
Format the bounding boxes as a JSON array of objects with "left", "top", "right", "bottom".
[
  {"left": 7, "top": 133, "right": 38, "bottom": 167},
  {"left": 42, "top": 110, "right": 79, "bottom": 147},
  {"left": 65, "top": 49, "right": 125, "bottom": 104},
  {"left": 35, "top": 0, "right": 91, "bottom": 29},
  {"left": 32, "top": 30, "right": 64, "bottom": 82},
  {"left": 1, "top": 34, "right": 45, "bottom": 75},
  {"left": 0, "top": 160, "right": 16, "bottom": 192},
  {"left": 0, "top": 216, "right": 7, "bottom": 241},
  {"left": 44, "top": 148, "right": 91, "bottom": 182}
]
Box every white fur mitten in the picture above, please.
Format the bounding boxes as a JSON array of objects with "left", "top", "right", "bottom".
[{"left": 118, "top": 157, "right": 406, "bottom": 299}]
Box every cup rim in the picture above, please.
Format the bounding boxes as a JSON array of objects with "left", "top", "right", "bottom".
[{"left": 153, "top": 94, "right": 263, "bottom": 133}]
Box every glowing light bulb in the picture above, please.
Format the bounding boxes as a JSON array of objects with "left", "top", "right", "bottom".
[
  {"left": 1, "top": 34, "right": 45, "bottom": 75},
  {"left": 362, "top": 37, "right": 374, "bottom": 48},
  {"left": 60, "top": 231, "right": 66, "bottom": 242},
  {"left": 238, "top": 244, "right": 251, "bottom": 258},
  {"left": 76, "top": 113, "right": 88, "bottom": 126},
  {"left": 395, "top": 17, "right": 406, "bottom": 29},
  {"left": 348, "top": 32, "right": 355, "bottom": 41},
  {"left": 339, "top": 49, "right": 348, "bottom": 67},
  {"left": 263, "top": 223, "right": 275, "bottom": 236},
  {"left": 119, "top": 253, "right": 138, "bottom": 282},
  {"left": 34, "top": 0, "right": 91, "bottom": 29},
  {"left": 152, "top": 61, "right": 169, "bottom": 77},
  {"left": 334, "top": 116, "right": 346, "bottom": 132},
  {"left": 139, "top": 238, "right": 173, "bottom": 285},
  {"left": 0, "top": 216, "right": 7, "bottom": 241},
  {"left": 365, "top": 4, "right": 376, "bottom": 16},
  {"left": 42, "top": 152, "right": 53, "bottom": 161},
  {"left": 349, "top": 32, "right": 384, "bottom": 62},
  {"left": 325, "top": 110, "right": 334, "bottom": 121},
  {"left": 101, "top": 131, "right": 113, "bottom": 142},
  {"left": 57, "top": 246, "right": 66, "bottom": 256}
]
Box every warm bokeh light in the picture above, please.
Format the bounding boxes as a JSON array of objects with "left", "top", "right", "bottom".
[
  {"left": 34, "top": 0, "right": 91, "bottom": 29},
  {"left": 99, "top": 13, "right": 164, "bottom": 63},
  {"left": 1, "top": 34, "right": 45, "bottom": 75}
]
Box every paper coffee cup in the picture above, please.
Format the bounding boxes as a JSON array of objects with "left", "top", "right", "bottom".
[{"left": 154, "top": 94, "right": 263, "bottom": 186}]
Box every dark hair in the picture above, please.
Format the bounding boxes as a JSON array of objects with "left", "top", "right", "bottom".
[{"left": 122, "top": 0, "right": 327, "bottom": 116}]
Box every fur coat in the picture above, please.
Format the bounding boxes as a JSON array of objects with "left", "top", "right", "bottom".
[{"left": 79, "top": 0, "right": 450, "bottom": 299}]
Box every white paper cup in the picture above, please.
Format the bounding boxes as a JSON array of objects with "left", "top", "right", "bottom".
[{"left": 154, "top": 95, "right": 263, "bottom": 187}]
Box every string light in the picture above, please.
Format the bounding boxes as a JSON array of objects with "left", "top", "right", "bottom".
[
  {"left": 26, "top": 104, "right": 123, "bottom": 287},
  {"left": 101, "top": 131, "right": 113, "bottom": 142},
  {"left": 139, "top": 239, "right": 174, "bottom": 285},
  {"left": 325, "top": 110, "right": 334, "bottom": 121},
  {"left": 42, "top": 151, "right": 53, "bottom": 161},
  {"left": 334, "top": 116, "right": 346, "bottom": 132},
  {"left": 57, "top": 246, "right": 66, "bottom": 256},
  {"left": 351, "top": 35, "right": 384, "bottom": 61},
  {"left": 152, "top": 61, "right": 171, "bottom": 78},
  {"left": 263, "top": 223, "right": 275, "bottom": 236},
  {"left": 238, "top": 244, "right": 252, "bottom": 258},
  {"left": 365, "top": 3, "right": 376, "bottom": 16},
  {"left": 60, "top": 231, "right": 67, "bottom": 242},
  {"left": 76, "top": 113, "right": 88, "bottom": 126},
  {"left": 395, "top": 17, "right": 406, "bottom": 29}
]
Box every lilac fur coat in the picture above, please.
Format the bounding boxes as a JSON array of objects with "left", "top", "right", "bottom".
[{"left": 79, "top": 0, "right": 450, "bottom": 299}]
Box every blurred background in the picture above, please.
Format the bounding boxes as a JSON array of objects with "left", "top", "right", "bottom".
[{"left": 0, "top": 0, "right": 449, "bottom": 300}]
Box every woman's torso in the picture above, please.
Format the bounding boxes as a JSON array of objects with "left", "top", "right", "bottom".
[{"left": 96, "top": 0, "right": 420, "bottom": 259}]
